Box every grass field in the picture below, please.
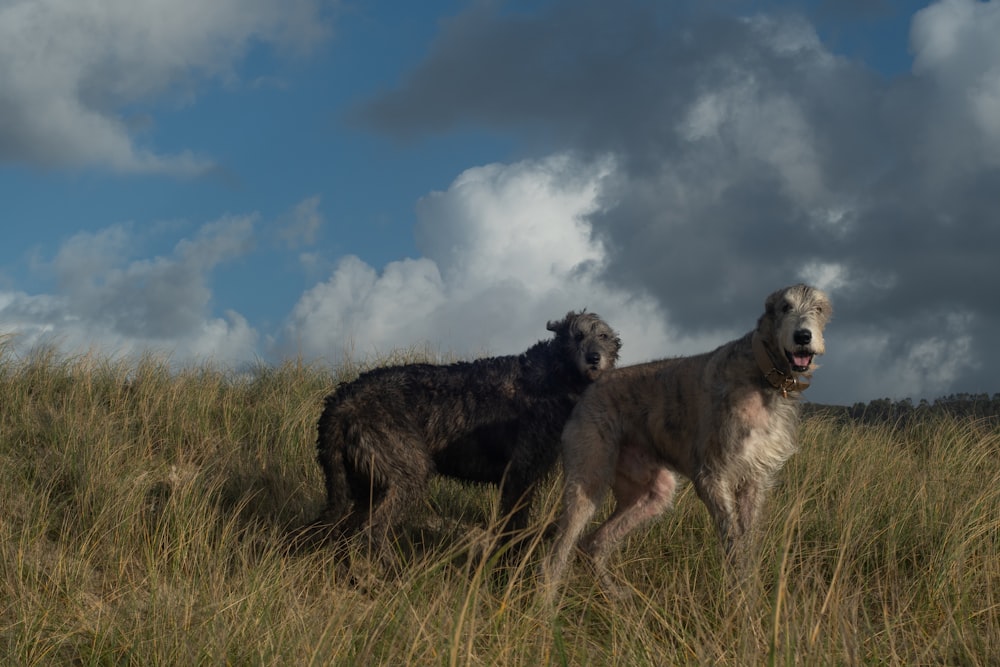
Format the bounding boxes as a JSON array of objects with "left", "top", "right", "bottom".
[{"left": 1, "top": 343, "right": 997, "bottom": 665}]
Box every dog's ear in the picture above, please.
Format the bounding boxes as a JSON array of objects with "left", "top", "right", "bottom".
[
  {"left": 764, "top": 289, "right": 783, "bottom": 315},
  {"left": 547, "top": 311, "right": 577, "bottom": 333}
]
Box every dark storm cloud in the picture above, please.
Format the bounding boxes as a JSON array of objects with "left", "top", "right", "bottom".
[
  {"left": 356, "top": 0, "right": 889, "bottom": 322},
  {"left": 355, "top": 0, "right": 1000, "bottom": 402}
]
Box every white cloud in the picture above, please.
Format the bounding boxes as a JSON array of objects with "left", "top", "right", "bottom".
[
  {"left": 415, "top": 155, "right": 610, "bottom": 285},
  {"left": 278, "top": 196, "right": 324, "bottom": 248},
  {"left": 0, "top": 0, "right": 331, "bottom": 173},
  {"left": 798, "top": 262, "right": 849, "bottom": 293},
  {"left": 283, "top": 255, "right": 447, "bottom": 360},
  {"left": 0, "top": 216, "right": 259, "bottom": 366},
  {"left": 279, "top": 155, "right": 684, "bottom": 365}
]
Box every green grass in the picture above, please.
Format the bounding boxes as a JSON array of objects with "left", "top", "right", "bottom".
[{"left": 1, "top": 343, "right": 997, "bottom": 665}]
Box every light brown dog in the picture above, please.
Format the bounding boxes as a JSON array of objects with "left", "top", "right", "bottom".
[{"left": 543, "top": 284, "right": 832, "bottom": 597}]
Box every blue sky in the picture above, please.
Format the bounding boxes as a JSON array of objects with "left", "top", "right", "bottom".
[{"left": 2, "top": 0, "right": 999, "bottom": 406}]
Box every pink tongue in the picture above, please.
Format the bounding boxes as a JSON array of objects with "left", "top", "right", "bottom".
[{"left": 793, "top": 354, "right": 812, "bottom": 367}]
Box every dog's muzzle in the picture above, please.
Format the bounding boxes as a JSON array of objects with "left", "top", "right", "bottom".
[{"left": 583, "top": 351, "right": 607, "bottom": 379}]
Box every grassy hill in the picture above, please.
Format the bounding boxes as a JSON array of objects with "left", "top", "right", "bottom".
[{"left": 1, "top": 345, "right": 997, "bottom": 665}]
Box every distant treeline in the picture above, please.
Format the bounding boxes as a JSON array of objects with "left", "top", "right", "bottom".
[{"left": 806, "top": 393, "right": 1000, "bottom": 426}]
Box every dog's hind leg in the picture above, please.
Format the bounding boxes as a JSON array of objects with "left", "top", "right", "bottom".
[
  {"left": 581, "top": 465, "right": 677, "bottom": 599},
  {"left": 356, "top": 439, "right": 434, "bottom": 569},
  {"left": 316, "top": 420, "right": 355, "bottom": 535}
]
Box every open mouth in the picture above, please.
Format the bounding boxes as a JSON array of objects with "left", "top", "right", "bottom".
[{"left": 785, "top": 350, "right": 814, "bottom": 373}]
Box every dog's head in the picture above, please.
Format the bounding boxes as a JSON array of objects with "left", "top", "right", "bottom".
[
  {"left": 759, "top": 284, "right": 832, "bottom": 374},
  {"left": 547, "top": 311, "right": 621, "bottom": 380}
]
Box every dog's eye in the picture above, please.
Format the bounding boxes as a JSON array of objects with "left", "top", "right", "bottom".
[
  {"left": 599, "top": 333, "right": 609, "bottom": 340},
  {"left": 781, "top": 302, "right": 792, "bottom": 313},
  {"left": 575, "top": 332, "right": 585, "bottom": 342}
]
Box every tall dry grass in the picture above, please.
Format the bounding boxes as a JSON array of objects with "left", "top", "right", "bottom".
[{"left": 1, "top": 343, "right": 997, "bottom": 665}]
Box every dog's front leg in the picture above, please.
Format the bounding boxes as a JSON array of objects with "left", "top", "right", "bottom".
[
  {"left": 541, "top": 477, "right": 605, "bottom": 605},
  {"left": 495, "top": 476, "right": 538, "bottom": 563},
  {"left": 693, "top": 473, "right": 744, "bottom": 557}
]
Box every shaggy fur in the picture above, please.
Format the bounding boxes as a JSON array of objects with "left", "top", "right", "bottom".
[
  {"left": 543, "top": 284, "right": 832, "bottom": 597},
  {"left": 315, "top": 311, "right": 621, "bottom": 560}
]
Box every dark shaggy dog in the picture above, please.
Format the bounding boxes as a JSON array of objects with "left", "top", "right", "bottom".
[{"left": 315, "top": 311, "right": 621, "bottom": 561}]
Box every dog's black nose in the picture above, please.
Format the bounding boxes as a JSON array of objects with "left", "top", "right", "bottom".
[
  {"left": 586, "top": 352, "right": 601, "bottom": 366},
  {"left": 793, "top": 329, "right": 812, "bottom": 345}
]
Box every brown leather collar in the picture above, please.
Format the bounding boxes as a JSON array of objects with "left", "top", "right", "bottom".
[{"left": 752, "top": 332, "right": 810, "bottom": 398}]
